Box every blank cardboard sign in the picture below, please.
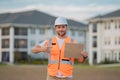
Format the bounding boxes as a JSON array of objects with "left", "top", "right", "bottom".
[{"left": 64, "top": 43, "right": 84, "bottom": 58}]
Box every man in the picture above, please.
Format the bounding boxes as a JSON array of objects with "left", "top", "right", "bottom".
[{"left": 32, "top": 17, "right": 87, "bottom": 80}]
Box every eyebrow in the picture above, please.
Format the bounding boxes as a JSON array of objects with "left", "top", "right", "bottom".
[{"left": 55, "top": 25, "right": 67, "bottom": 27}]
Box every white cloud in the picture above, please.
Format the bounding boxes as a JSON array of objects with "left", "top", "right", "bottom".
[{"left": 0, "top": 4, "right": 120, "bottom": 22}]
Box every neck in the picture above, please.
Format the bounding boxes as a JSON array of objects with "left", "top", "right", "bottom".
[{"left": 57, "top": 35, "right": 67, "bottom": 39}]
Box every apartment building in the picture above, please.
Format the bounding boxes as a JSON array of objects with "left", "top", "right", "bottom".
[{"left": 88, "top": 9, "right": 120, "bottom": 65}]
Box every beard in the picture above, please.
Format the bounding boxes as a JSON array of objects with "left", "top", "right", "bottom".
[{"left": 57, "top": 31, "right": 66, "bottom": 37}]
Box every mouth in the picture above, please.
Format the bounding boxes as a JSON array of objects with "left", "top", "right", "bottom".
[{"left": 58, "top": 31, "right": 66, "bottom": 36}]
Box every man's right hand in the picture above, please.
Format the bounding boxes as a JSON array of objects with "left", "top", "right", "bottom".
[
  {"left": 40, "top": 46, "right": 48, "bottom": 52},
  {"left": 32, "top": 45, "right": 52, "bottom": 53}
]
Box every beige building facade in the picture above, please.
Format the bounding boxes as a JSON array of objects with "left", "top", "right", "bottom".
[{"left": 88, "top": 9, "right": 120, "bottom": 65}]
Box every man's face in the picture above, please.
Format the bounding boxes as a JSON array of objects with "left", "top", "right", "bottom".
[{"left": 55, "top": 25, "right": 67, "bottom": 37}]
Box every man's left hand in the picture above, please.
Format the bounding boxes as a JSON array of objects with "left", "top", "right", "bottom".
[{"left": 81, "top": 51, "right": 88, "bottom": 59}]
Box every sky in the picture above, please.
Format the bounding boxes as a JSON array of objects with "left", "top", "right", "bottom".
[{"left": 0, "top": 0, "right": 120, "bottom": 23}]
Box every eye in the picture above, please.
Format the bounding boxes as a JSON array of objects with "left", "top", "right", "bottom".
[
  {"left": 57, "top": 26, "right": 61, "bottom": 28},
  {"left": 62, "top": 26, "right": 65, "bottom": 28},
  {"left": 55, "top": 25, "right": 67, "bottom": 29}
]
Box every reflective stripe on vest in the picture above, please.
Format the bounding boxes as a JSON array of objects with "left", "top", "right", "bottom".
[
  {"left": 47, "top": 38, "right": 52, "bottom": 53},
  {"left": 47, "top": 38, "right": 52, "bottom": 64},
  {"left": 49, "top": 60, "right": 73, "bottom": 65}
]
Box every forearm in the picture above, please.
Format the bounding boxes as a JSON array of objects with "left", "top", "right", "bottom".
[
  {"left": 32, "top": 45, "right": 48, "bottom": 54},
  {"left": 32, "top": 46, "right": 42, "bottom": 54}
]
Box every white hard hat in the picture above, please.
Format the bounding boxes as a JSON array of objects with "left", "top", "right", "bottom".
[{"left": 54, "top": 17, "right": 68, "bottom": 25}]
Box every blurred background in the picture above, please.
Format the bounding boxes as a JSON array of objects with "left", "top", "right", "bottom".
[{"left": 0, "top": 0, "right": 120, "bottom": 80}]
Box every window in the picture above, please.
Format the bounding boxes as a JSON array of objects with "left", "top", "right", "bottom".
[
  {"left": 115, "top": 25, "right": 117, "bottom": 29},
  {"left": 119, "top": 23, "right": 120, "bottom": 29},
  {"left": 39, "top": 28, "right": 45, "bottom": 34},
  {"left": 108, "top": 39, "right": 111, "bottom": 45},
  {"left": 2, "top": 39, "right": 9, "bottom": 48},
  {"left": 108, "top": 22, "right": 111, "bottom": 30},
  {"left": 105, "top": 24, "right": 107, "bottom": 30},
  {"left": 119, "top": 52, "right": 120, "bottom": 59},
  {"left": 2, "top": 52, "right": 9, "bottom": 62},
  {"left": 14, "top": 39, "right": 27, "bottom": 48},
  {"left": 78, "top": 32, "right": 82, "bottom": 36},
  {"left": 2, "top": 27, "right": 10, "bottom": 35},
  {"left": 104, "top": 40, "right": 107, "bottom": 45},
  {"left": 93, "top": 36, "right": 97, "bottom": 47},
  {"left": 115, "top": 21, "right": 119, "bottom": 30},
  {"left": 108, "top": 25, "right": 111, "bottom": 29},
  {"left": 14, "top": 51, "right": 27, "bottom": 61},
  {"left": 108, "top": 37, "right": 111, "bottom": 45},
  {"left": 31, "top": 40, "right": 36, "bottom": 46},
  {"left": 30, "top": 28, "right": 35, "bottom": 34},
  {"left": 71, "top": 30, "right": 75, "bottom": 36},
  {"left": 52, "top": 29, "right": 56, "bottom": 35},
  {"left": 115, "top": 37, "right": 118, "bottom": 45},
  {"left": 105, "top": 22, "right": 111, "bottom": 30},
  {"left": 14, "top": 27, "right": 27, "bottom": 35},
  {"left": 105, "top": 37, "right": 111, "bottom": 45},
  {"left": 93, "top": 51, "right": 97, "bottom": 60},
  {"left": 93, "top": 36, "right": 97, "bottom": 41},
  {"left": 92, "top": 23, "right": 97, "bottom": 32},
  {"left": 119, "top": 37, "right": 120, "bottom": 44}
]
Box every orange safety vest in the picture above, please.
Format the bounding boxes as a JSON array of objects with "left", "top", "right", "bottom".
[{"left": 46, "top": 36, "right": 75, "bottom": 77}]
